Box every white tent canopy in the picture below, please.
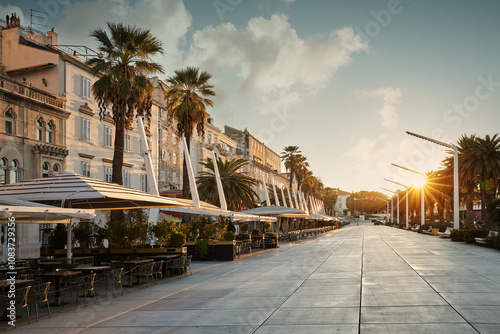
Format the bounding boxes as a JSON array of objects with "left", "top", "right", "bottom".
[
  {"left": 161, "top": 198, "right": 277, "bottom": 222},
  {"left": 0, "top": 197, "right": 95, "bottom": 223},
  {"left": 0, "top": 172, "right": 188, "bottom": 210},
  {"left": 239, "top": 206, "right": 307, "bottom": 218}
]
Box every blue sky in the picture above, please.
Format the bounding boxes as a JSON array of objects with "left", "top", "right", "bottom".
[{"left": 4, "top": 0, "right": 500, "bottom": 193}]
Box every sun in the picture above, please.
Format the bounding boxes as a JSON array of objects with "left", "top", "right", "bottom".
[{"left": 410, "top": 175, "right": 426, "bottom": 188}]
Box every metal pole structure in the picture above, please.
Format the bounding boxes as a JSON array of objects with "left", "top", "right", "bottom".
[
  {"left": 262, "top": 175, "right": 271, "bottom": 206},
  {"left": 375, "top": 197, "right": 389, "bottom": 220},
  {"left": 381, "top": 187, "right": 396, "bottom": 224},
  {"left": 391, "top": 163, "right": 426, "bottom": 227},
  {"left": 212, "top": 150, "right": 227, "bottom": 210},
  {"left": 407, "top": 131, "right": 460, "bottom": 230},
  {"left": 180, "top": 137, "right": 200, "bottom": 208},
  {"left": 281, "top": 187, "right": 287, "bottom": 208},
  {"left": 138, "top": 116, "right": 160, "bottom": 223},
  {"left": 385, "top": 179, "right": 408, "bottom": 228},
  {"left": 286, "top": 186, "right": 294, "bottom": 208},
  {"left": 272, "top": 179, "right": 280, "bottom": 206}
]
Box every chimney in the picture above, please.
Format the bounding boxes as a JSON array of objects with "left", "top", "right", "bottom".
[{"left": 47, "top": 29, "right": 58, "bottom": 46}]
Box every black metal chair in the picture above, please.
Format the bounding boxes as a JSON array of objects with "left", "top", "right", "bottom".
[
  {"left": 15, "top": 286, "right": 31, "bottom": 327},
  {"left": 76, "top": 273, "right": 97, "bottom": 305},
  {"left": 105, "top": 267, "right": 124, "bottom": 297},
  {"left": 28, "top": 282, "right": 51, "bottom": 321},
  {"left": 131, "top": 263, "right": 154, "bottom": 286},
  {"left": 152, "top": 260, "right": 164, "bottom": 283}
]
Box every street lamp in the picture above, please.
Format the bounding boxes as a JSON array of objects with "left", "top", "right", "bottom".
[
  {"left": 392, "top": 163, "right": 426, "bottom": 227},
  {"left": 375, "top": 197, "right": 389, "bottom": 221},
  {"left": 385, "top": 178, "right": 409, "bottom": 229},
  {"left": 381, "top": 187, "right": 397, "bottom": 226},
  {"left": 407, "top": 131, "right": 459, "bottom": 230}
]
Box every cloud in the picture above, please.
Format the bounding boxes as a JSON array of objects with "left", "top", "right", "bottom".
[
  {"left": 345, "top": 135, "right": 392, "bottom": 160},
  {"left": 56, "top": 0, "right": 192, "bottom": 68},
  {"left": 358, "top": 87, "right": 402, "bottom": 129},
  {"left": 185, "top": 13, "right": 368, "bottom": 110},
  {"left": 1, "top": 4, "right": 25, "bottom": 23}
]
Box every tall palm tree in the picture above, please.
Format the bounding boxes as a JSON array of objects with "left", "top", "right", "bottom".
[
  {"left": 281, "top": 146, "right": 301, "bottom": 192},
  {"left": 87, "top": 23, "right": 164, "bottom": 186},
  {"left": 473, "top": 134, "right": 500, "bottom": 226},
  {"left": 197, "top": 158, "right": 258, "bottom": 211},
  {"left": 164, "top": 67, "right": 215, "bottom": 199},
  {"left": 443, "top": 134, "right": 479, "bottom": 226},
  {"left": 294, "top": 156, "right": 309, "bottom": 190}
]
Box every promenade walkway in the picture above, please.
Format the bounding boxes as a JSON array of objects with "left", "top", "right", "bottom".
[{"left": 11, "top": 224, "right": 500, "bottom": 333}]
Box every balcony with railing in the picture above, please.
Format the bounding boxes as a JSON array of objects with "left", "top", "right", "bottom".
[{"left": 0, "top": 75, "right": 66, "bottom": 110}]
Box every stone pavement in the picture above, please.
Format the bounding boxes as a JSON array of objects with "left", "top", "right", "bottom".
[{"left": 9, "top": 224, "right": 500, "bottom": 333}]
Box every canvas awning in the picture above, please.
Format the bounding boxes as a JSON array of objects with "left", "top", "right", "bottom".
[
  {"left": 161, "top": 198, "right": 277, "bottom": 222},
  {"left": 0, "top": 196, "right": 95, "bottom": 223},
  {"left": 239, "top": 206, "right": 307, "bottom": 218},
  {"left": 0, "top": 172, "right": 188, "bottom": 210}
]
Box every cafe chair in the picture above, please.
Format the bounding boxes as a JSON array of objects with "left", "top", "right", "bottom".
[
  {"left": 131, "top": 263, "right": 154, "bottom": 286},
  {"left": 76, "top": 273, "right": 97, "bottom": 305},
  {"left": 104, "top": 267, "right": 124, "bottom": 297},
  {"left": 152, "top": 260, "right": 164, "bottom": 283},
  {"left": 29, "top": 282, "right": 51, "bottom": 321},
  {"left": 15, "top": 286, "right": 31, "bottom": 327}
]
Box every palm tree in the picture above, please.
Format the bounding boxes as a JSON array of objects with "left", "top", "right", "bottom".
[
  {"left": 164, "top": 67, "right": 215, "bottom": 200},
  {"left": 473, "top": 134, "right": 500, "bottom": 226},
  {"left": 197, "top": 158, "right": 258, "bottom": 211},
  {"left": 294, "top": 156, "right": 309, "bottom": 190},
  {"left": 87, "top": 22, "right": 164, "bottom": 186},
  {"left": 442, "top": 134, "right": 479, "bottom": 226},
  {"left": 281, "top": 146, "right": 301, "bottom": 192}
]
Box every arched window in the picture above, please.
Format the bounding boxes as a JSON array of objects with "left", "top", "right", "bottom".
[
  {"left": 53, "top": 163, "right": 60, "bottom": 176},
  {"left": 0, "top": 158, "right": 7, "bottom": 185},
  {"left": 9, "top": 160, "right": 19, "bottom": 184},
  {"left": 36, "top": 118, "right": 45, "bottom": 141},
  {"left": 42, "top": 161, "right": 50, "bottom": 178},
  {"left": 46, "top": 121, "right": 55, "bottom": 144},
  {"left": 5, "top": 109, "right": 14, "bottom": 135}
]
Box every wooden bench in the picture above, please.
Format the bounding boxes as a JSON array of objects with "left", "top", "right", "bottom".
[{"left": 475, "top": 231, "right": 499, "bottom": 245}]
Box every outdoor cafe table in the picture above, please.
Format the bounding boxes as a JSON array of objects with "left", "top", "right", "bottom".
[
  {"left": 145, "top": 255, "right": 181, "bottom": 277},
  {"left": 38, "top": 261, "right": 64, "bottom": 272},
  {"left": 112, "top": 259, "right": 153, "bottom": 287},
  {"left": 37, "top": 270, "right": 82, "bottom": 306},
  {"left": 71, "top": 266, "right": 110, "bottom": 275}
]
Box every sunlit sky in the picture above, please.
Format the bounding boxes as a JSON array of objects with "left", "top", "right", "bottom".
[{"left": 4, "top": 0, "right": 500, "bottom": 194}]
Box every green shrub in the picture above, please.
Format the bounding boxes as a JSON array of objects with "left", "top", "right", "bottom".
[
  {"left": 50, "top": 224, "right": 67, "bottom": 249},
  {"left": 195, "top": 238, "right": 209, "bottom": 259},
  {"left": 488, "top": 232, "right": 500, "bottom": 249},
  {"left": 240, "top": 223, "right": 249, "bottom": 234},
  {"left": 222, "top": 231, "right": 236, "bottom": 241},
  {"left": 169, "top": 232, "right": 186, "bottom": 247},
  {"left": 450, "top": 229, "right": 461, "bottom": 241},
  {"left": 227, "top": 221, "right": 236, "bottom": 233},
  {"left": 461, "top": 229, "right": 489, "bottom": 244},
  {"left": 202, "top": 224, "right": 217, "bottom": 238},
  {"left": 251, "top": 229, "right": 261, "bottom": 235},
  {"left": 263, "top": 222, "right": 271, "bottom": 231}
]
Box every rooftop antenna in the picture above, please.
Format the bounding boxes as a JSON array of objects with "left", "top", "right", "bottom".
[{"left": 30, "top": 9, "right": 48, "bottom": 34}]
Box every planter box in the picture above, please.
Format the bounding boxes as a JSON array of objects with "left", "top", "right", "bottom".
[
  {"left": 186, "top": 240, "right": 215, "bottom": 261},
  {"left": 215, "top": 240, "right": 236, "bottom": 261}
]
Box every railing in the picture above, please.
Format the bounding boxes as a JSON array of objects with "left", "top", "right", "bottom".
[{"left": 0, "top": 76, "right": 66, "bottom": 109}]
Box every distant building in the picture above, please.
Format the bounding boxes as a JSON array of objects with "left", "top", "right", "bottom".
[
  {"left": 224, "top": 125, "right": 291, "bottom": 204},
  {"left": 336, "top": 189, "right": 351, "bottom": 215}
]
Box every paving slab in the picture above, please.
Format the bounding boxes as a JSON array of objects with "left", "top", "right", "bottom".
[{"left": 8, "top": 225, "right": 500, "bottom": 333}]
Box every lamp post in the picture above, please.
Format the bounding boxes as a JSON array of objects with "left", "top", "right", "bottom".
[
  {"left": 385, "top": 179, "right": 409, "bottom": 229},
  {"left": 381, "top": 187, "right": 398, "bottom": 226},
  {"left": 407, "top": 131, "right": 460, "bottom": 230},
  {"left": 392, "top": 163, "right": 426, "bottom": 227},
  {"left": 375, "top": 197, "right": 389, "bottom": 221}
]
